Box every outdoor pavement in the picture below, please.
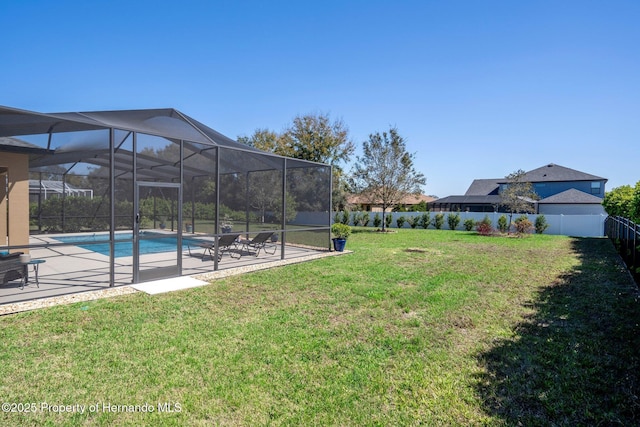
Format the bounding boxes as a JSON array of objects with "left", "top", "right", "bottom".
[{"left": 1, "top": 235, "right": 346, "bottom": 314}]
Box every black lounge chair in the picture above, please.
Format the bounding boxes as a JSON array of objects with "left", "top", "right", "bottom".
[
  {"left": 0, "top": 251, "right": 25, "bottom": 288},
  {"left": 240, "top": 232, "right": 277, "bottom": 257},
  {"left": 188, "top": 234, "right": 241, "bottom": 261}
]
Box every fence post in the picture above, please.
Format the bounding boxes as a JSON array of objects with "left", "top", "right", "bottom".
[{"left": 631, "top": 223, "right": 640, "bottom": 276}]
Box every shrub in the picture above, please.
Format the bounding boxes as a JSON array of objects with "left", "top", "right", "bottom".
[
  {"left": 334, "top": 211, "right": 341, "bottom": 224},
  {"left": 396, "top": 216, "right": 406, "bottom": 228},
  {"left": 361, "top": 212, "right": 370, "bottom": 227},
  {"left": 433, "top": 213, "right": 445, "bottom": 230},
  {"left": 385, "top": 213, "right": 392, "bottom": 228},
  {"left": 463, "top": 218, "right": 475, "bottom": 231},
  {"left": 497, "top": 215, "right": 508, "bottom": 233},
  {"left": 351, "top": 211, "right": 362, "bottom": 226},
  {"left": 476, "top": 215, "right": 493, "bottom": 236},
  {"left": 535, "top": 215, "right": 549, "bottom": 234},
  {"left": 407, "top": 216, "right": 418, "bottom": 229},
  {"left": 341, "top": 210, "right": 350, "bottom": 225},
  {"left": 514, "top": 215, "right": 534, "bottom": 235},
  {"left": 447, "top": 213, "right": 461, "bottom": 230},
  {"left": 373, "top": 213, "right": 382, "bottom": 228},
  {"left": 331, "top": 223, "right": 352, "bottom": 239},
  {"left": 419, "top": 212, "right": 431, "bottom": 229}
]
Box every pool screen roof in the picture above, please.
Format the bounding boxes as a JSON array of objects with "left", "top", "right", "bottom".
[{"left": 0, "top": 105, "right": 325, "bottom": 179}]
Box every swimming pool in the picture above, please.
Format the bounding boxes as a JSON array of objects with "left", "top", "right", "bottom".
[{"left": 54, "top": 232, "right": 199, "bottom": 257}]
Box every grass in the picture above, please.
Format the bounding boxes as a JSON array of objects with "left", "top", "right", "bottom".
[{"left": 1, "top": 229, "right": 639, "bottom": 426}]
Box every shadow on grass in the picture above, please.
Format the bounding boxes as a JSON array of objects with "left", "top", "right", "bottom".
[{"left": 475, "top": 238, "right": 640, "bottom": 425}]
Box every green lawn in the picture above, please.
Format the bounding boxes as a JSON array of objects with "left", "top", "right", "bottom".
[{"left": 1, "top": 229, "right": 638, "bottom": 426}]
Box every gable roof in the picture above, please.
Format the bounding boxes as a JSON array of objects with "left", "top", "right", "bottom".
[
  {"left": 0, "top": 136, "right": 52, "bottom": 155},
  {"left": 502, "top": 163, "right": 607, "bottom": 184},
  {"left": 537, "top": 188, "right": 604, "bottom": 204},
  {"left": 429, "top": 195, "right": 503, "bottom": 205},
  {"left": 465, "top": 179, "right": 501, "bottom": 195}
]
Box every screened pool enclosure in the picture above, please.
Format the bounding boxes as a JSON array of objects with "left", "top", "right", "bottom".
[{"left": 0, "top": 106, "right": 332, "bottom": 287}]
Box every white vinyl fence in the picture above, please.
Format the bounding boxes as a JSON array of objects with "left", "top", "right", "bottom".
[{"left": 337, "top": 211, "right": 607, "bottom": 237}]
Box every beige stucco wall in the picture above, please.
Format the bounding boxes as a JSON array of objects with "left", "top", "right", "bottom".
[{"left": 0, "top": 153, "right": 29, "bottom": 253}]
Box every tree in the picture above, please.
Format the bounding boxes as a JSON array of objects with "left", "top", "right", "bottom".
[
  {"left": 280, "top": 113, "right": 355, "bottom": 165},
  {"left": 632, "top": 181, "right": 640, "bottom": 223},
  {"left": 500, "top": 169, "right": 537, "bottom": 230},
  {"left": 350, "top": 127, "right": 426, "bottom": 231},
  {"left": 237, "top": 128, "right": 281, "bottom": 153},
  {"left": 602, "top": 184, "right": 635, "bottom": 219},
  {"left": 238, "top": 113, "right": 355, "bottom": 211}
]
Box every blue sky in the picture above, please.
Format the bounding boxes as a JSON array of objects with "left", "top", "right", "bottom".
[{"left": 2, "top": 0, "right": 639, "bottom": 197}]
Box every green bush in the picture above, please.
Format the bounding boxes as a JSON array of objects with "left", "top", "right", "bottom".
[
  {"left": 331, "top": 223, "right": 352, "bottom": 239},
  {"left": 352, "top": 211, "right": 361, "bottom": 226},
  {"left": 396, "top": 216, "right": 406, "bottom": 228},
  {"left": 497, "top": 215, "right": 508, "bottom": 233},
  {"left": 419, "top": 212, "right": 431, "bottom": 229},
  {"left": 463, "top": 218, "right": 475, "bottom": 231},
  {"left": 385, "top": 214, "right": 392, "bottom": 228},
  {"left": 433, "top": 213, "right": 445, "bottom": 230},
  {"left": 407, "top": 216, "right": 418, "bottom": 229},
  {"left": 535, "top": 215, "right": 549, "bottom": 234},
  {"left": 361, "top": 212, "right": 370, "bottom": 227},
  {"left": 341, "top": 210, "right": 351, "bottom": 225},
  {"left": 373, "top": 213, "right": 382, "bottom": 228},
  {"left": 32, "top": 196, "right": 111, "bottom": 232},
  {"left": 447, "top": 213, "right": 461, "bottom": 230}
]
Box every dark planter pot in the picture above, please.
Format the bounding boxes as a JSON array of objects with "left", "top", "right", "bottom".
[
  {"left": 221, "top": 225, "right": 232, "bottom": 233},
  {"left": 332, "top": 238, "right": 347, "bottom": 252}
]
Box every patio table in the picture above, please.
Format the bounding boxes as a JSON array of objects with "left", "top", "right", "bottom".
[{"left": 22, "top": 259, "right": 45, "bottom": 289}]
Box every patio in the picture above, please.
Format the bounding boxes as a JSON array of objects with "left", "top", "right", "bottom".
[
  {"left": 0, "top": 236, "right": 339, "bottom": 310},
  {"left": 0, "top": 106, "right": 333, "bottom": 303}
]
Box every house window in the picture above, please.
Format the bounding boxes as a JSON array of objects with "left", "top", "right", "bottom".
[{"left": 591, "top": 181, "right": 601, "bottom": 194}]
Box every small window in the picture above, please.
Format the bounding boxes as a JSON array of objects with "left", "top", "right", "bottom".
[{"left": 591, "top": 181, "right": 601, "bottom": 194}]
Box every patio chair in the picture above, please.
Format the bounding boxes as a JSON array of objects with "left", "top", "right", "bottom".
[
  {"left": 215, "top": 233, "right": 242, "bottom": 261},
  {"left": 240, "top": 232, "right": 278, "bottom": 257},
  {"left": 0, "top": 251, "right": 25, "bottom": 288},
  {"left": 188, "top": 234, "right": 241, "bottom": 261}
]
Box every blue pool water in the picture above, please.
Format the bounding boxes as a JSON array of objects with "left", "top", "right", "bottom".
[{"left": 55, "top": 232, "right": 198, "bottom": 257}]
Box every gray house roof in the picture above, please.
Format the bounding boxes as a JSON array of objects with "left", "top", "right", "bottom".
[
  {"left": 465, "top": 179, "right": 501, "bottom": 196},
  {"left": 0, "top": 136, "right": 52, "bottom": 154},
  {"left": 499, "top": 163, "right": 607, "bottom": 184},
  {"left": 430, "top": 195, "right": 503, "bottom": 205},
  {"left": 537, "top": 188, "right": 604, "bottom": 204}
]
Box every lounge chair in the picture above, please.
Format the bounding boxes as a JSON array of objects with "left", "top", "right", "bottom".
[
  {"left": 188, "top": 234, "right": 241, "bottom": 261},
  {"left": 240, "top": 232, "right": 277, "bottom": 257},
  {"left": 0, "top": 251, "right": 25, "bottom": 288}
]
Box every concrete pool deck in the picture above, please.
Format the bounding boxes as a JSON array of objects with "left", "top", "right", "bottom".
[{"left": 1, "top": 234, "right": 347, "bottom": 315}]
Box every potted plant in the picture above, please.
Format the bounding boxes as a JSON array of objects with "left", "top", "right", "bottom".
[
  {"left": 220, "top": 214, "right": 233, "bottom": 233},
  {"left": 331, "top": 223, "right": 352, "bottom": 252},
  {"left": 185, "top": 222, "right": 193, "bottom": 233}
]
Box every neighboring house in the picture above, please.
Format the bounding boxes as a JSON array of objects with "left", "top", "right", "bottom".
[
  {"left": 348, "top": 192, "right": 437, "bottom": 212},
  {"left": 29, "top": 180, "right": 94, "bottom": 202},
  {"left": 429, "top": 163, "right": 607, "bottom": 215}
]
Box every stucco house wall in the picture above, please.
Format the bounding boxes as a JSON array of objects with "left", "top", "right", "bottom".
[{"left": 0, "top": 152, "right": 30, "bottom": 252}]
